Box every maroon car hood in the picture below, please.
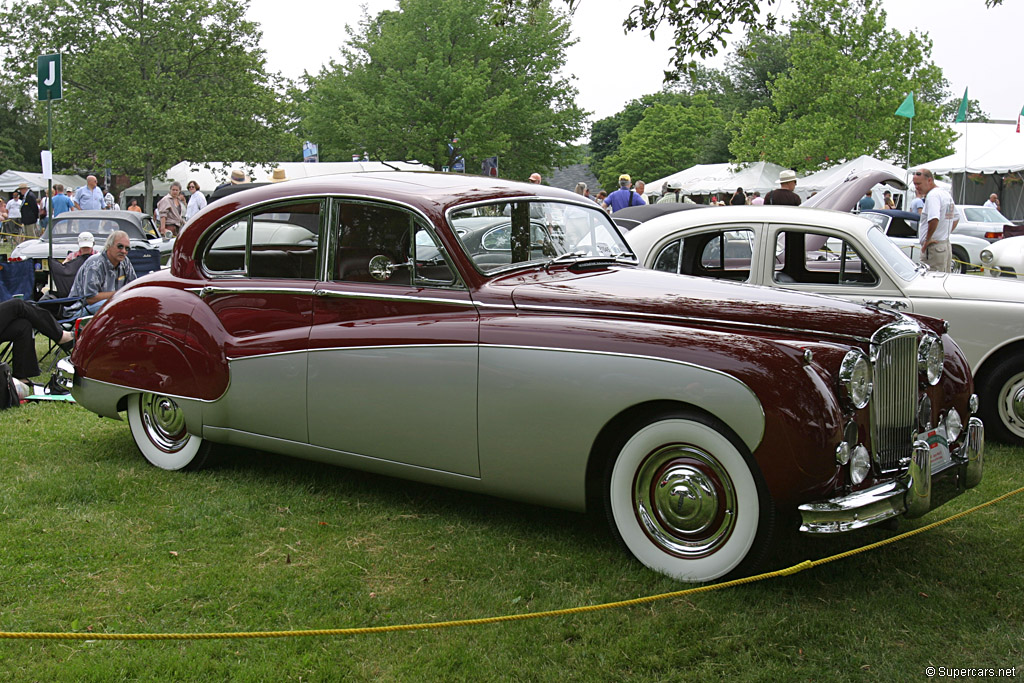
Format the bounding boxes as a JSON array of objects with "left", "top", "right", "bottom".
[{"left": 506, "top": 266, "right": 900, "bottom": 341}]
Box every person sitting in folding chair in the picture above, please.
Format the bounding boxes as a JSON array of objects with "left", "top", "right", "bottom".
[
  {"left": 0, "top": 298, "right": 75, "bottom": 394},
  {"left": 65, "top": 230, "right": 137, "bottom": 317}
]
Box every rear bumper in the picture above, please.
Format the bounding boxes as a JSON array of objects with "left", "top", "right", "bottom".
[{"left": 798, "top": 417, "right": 983, "bottom": 534}]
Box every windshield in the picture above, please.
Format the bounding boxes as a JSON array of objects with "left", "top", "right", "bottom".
[
  {"left": 866, "top": 225, "right": 920, "bottom": 281},
  {"left": 449, "top": 200, "right": 631, "bottom": 273},
  {"left": 44, "top": 217, "right": 144, "bottom": 241},
  {"left": 963, "top": 207, "right": 1009, "bottom": 224}
]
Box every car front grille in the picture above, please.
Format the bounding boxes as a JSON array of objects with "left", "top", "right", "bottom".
[{"left": 870, "top": 323, "right": 919, "bottom": 473}]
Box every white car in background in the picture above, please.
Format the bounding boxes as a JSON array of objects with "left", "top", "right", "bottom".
[
  {"left": 952, "top": 205, "right": 1014, "bottom": 242},
  {"left": 980, "top": 236, "right": 1024, "bottom": 279},
  {"left": 623, "top": 203, "right": 1024, "bottom": 445},
  {"left": 860, "top": 209, "right": 989, "bottom": 274}
]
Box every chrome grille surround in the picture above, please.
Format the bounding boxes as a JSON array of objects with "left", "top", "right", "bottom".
[{"left": 869, "top": 320, "right": 921, "bottom": 473}]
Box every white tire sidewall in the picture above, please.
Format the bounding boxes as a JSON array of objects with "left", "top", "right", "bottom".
[
  {"left": 127, "top": 393, "right": 203, "bottom": 471},
  {"left": 609, "top": 418, "right": 760, "bottom": 582}
]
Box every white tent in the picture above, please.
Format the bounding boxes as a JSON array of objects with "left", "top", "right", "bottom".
[
  {"left": 646, "top": 161, "right": 787, "bottom": 200},
  {"left": 120, "top": 159, "right": 431, "bottom": 204},
  {"left": 0, "top": 169, "right": 87, "bottom": 193},
  {"left": 920, "top": 122, "right": 1024, "bottom": 220}
]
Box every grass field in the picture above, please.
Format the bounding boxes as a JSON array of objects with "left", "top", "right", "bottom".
[{"left": 0, "top": 395, "right": 1021, "bottom": 681}]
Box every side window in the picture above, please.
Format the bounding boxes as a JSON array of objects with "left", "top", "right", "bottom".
[
  {"left": 774, "top": 229, "right": 877, "bottom": 286},
  {"left": 653, "top": 239, "right": 681, "bottom": 273},
  {"left": 673, "top": 229, "right": 755, "bottom": 282},
  {"left": 335, "top": 202, "right": 455, "bottom": 287},
  {"left": 202, "top": 201, "right": 320, "bottom": 279}
]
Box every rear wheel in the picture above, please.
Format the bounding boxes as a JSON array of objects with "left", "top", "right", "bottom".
[
  {"left": 604, "top": 410, "right": 775, "bottom": 582},
  {"left": 127, "top": 392, "right": 213, "bottom": 470},
  {"left": 978, "top": 356, "right": 1024, "bottom": 445},
  {"left": 952, "top": 246, "right": 969, "bottom": 274}
]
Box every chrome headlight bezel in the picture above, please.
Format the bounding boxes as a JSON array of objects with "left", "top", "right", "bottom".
[
  {"left": 839, "top": 349, "right": 873, "bottom": 410},
  {"left": 946, "top": 408, "right": 963, "bottom": 443},
  {"left": 918, "top": 334, "right": 944, "bottom": 386},
  {"left": 980, "top": 249, "right": 993, "bottom": 265}
]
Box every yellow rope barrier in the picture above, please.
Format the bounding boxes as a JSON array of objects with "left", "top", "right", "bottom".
[{"left": 0, "top": 484, "right": 1020, "bottom": 642}]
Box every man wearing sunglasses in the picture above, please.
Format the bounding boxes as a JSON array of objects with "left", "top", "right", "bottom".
[{"left": 66, "top": 231, "right": 138, "bottom": 316}]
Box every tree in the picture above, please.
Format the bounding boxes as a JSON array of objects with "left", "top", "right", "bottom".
[
  {"left": 3, "top": 0, "right": 295, "bottom": 213},
  {"left": 0, "top": 91, "right": 44, "bottom": 171},
  {"left": 729, "top": 0, "right": 956, "bottom": 171},
  {"left": 298, "top": 0, "right": 586, "bottom": 181},
  {"left": 597, "top": 95, "right": 725, "bottom": 190}
]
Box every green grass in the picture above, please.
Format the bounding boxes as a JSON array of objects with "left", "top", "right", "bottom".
[{"left": 0, "top": 399, "right": 1022, "bottom": 680}]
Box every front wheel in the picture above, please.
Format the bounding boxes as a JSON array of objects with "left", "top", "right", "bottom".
[
  {"left": 127, "top": 392, "right": 213, "bottom": 470},
  {"left": 604, "top": 410, "right": 775, "bottom": 582},
  {"left": 978, "top": 356, "right": 1024, "bottom": 445}
]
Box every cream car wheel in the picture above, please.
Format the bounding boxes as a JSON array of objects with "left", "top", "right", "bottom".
[
  {"left": 980, "top": 358, "right": 1024, "bottom": 444},
  {"left": 605, "top": 412, "right": 773, "bottom": 582},
  {"left": 127, "top": 393, "right": 212, "bottom": 470}
]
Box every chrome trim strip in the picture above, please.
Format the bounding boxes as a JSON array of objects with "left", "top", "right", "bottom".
[
  {"left": 511, "top": 302, "right": 872, "bottom": 344},
  {"left": 186, "top": 286, "right": 318, "bottom": 298},
  {"left": 185, "top": 285, "right": 474, "bottom": 307}
]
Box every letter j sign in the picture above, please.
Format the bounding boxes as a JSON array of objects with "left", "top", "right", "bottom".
[{"left": 37, "top": 54, "right": 62, "bottom": 101}]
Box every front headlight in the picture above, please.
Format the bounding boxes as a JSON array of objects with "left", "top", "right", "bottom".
[
  {"left": 980, "top": 249, "right": 993, "bottom": 265},
  {"left": 839, "top": 349, "right": 873, "bottom": 410},
  {"left": 918, "top": 334, "right": 944, "bottom": 386}
]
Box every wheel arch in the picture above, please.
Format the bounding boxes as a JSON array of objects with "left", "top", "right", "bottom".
[{"left": 585, "top": 400, "right": 758, "bottom": 515}]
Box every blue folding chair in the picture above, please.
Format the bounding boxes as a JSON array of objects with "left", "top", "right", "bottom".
[{"left": 126, "top": 249, "right": 161, "bottom": 277}]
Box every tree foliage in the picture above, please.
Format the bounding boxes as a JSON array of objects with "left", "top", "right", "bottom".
[
  {"left": 596, "top": 95, "right": 724, "bottom": 190},
  {"left": 2, "top": 0, "right": 295, "bottom": 211},
  {"left": 0, "top": 91, "right": 44, "bottom": 171},
  {"left": 728, "top": 0, "right": 956, "bottom": 171},
  {"left": 298, "top": 0, "right": 585, "bottom": 180}
]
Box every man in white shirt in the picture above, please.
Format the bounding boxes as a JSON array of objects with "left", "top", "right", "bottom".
[
  {"left": 984, "top": 193, "right": 1000, "bottom": 210},
  {"left": 912, "top": 168, "right": 958, "bottom": 273}
]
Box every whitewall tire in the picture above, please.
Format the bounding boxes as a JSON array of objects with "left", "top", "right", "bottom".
[
  {"left": 127, "top": 393, "right": 212, "bottom": 471},
  {"left": 605, "top": 411, "right": 774, "bottom": 582}
]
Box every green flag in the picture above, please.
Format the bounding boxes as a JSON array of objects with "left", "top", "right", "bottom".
[
  {"left": 955, "top": 87, "right": 969, "bottom": 123},
  {"left": 895, "top": 91, "right": 915, "bottom": 119}
]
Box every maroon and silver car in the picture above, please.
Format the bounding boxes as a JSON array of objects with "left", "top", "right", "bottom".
[{"left": 64, "top": 172, "right": 983, "bottom": 582}]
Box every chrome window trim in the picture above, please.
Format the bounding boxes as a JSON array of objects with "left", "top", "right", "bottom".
[
  {"left": 187, "top": 286, "right": 319, "bottom": 299},
  {"left": 186, "top": 285, "right": 474, "bottom": 307}
]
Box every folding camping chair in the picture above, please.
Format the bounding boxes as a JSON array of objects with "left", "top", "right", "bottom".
[{"left": 126, "top": 248, "right": 161, "bottom": 276}]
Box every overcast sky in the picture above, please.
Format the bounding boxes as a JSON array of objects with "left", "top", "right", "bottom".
[{"left": 247, "top": 0, "right": 1022, "bottom": 132}]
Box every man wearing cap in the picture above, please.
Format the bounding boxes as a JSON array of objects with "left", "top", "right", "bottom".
[
  {"left": 602, "top": 174, "right": 647, "bottom": 212},
  {"left": 913, "top": 167, "right": 957, "bottom": 273},
  {"left": 528, "top": 173, "right": 542, "bottom": 184},
  {"left": 66, "top": 230, "right": 138, "bottom": 316},
  {"left": 74, "top": 175, "right": 105, "bottom": 211},
  {"left": 64, "top": 231, "right": 96, "bottom": 263},
  {"left": 764, "top": 170, "right": 802, "bottom": 206},
  {"left": 17, "top": 182, "right": 39, "bottom": 237}
]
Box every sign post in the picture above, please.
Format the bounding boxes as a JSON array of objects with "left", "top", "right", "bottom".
[{"left": 37, "top": 54, "right": 62, "bottom": 292}]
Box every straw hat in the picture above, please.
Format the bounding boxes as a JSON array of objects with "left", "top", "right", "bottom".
[
  {"left": 229, "top": 169, "right": 247, "bottom": 184},
  {"left": 269, "top": 168, "right": 288, "bottom": 183}
]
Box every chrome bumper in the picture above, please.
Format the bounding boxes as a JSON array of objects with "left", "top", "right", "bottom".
[{"left": 799, "top": 417, "right": 983, "bottom": 534}]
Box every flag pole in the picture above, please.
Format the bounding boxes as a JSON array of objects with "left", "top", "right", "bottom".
[{"left": 955, "top": 88, "right": 969, "bottom": 203}]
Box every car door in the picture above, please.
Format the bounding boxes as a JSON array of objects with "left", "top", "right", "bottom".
[
  {"left": 763, "top": 224, "right": 913, "bottom": 309},
  {"left": 646, "top": 223, "right": 763, "bottom": 284},
  {"left": 196, "top": 199, "right": 323, "bottom": 442},
  {"left": 307, "top": 199, "right": 480, "bottom": 476}
]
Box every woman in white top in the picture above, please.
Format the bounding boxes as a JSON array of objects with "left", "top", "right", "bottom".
[{"left": 185, "top": 180, "right": 207, "bottom": 222}]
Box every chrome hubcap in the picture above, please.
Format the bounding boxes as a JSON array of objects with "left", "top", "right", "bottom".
[
  {"left": 140, "top": 394, "right": 190, "bottom": 452},
  {"left": 634, "top": 445, "right": 737, "bottom": 558}
]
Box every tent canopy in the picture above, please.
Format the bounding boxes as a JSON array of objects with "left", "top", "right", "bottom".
[
  {"left": 0, "top": 170, "right": 87, "bottom": 193},
  {"left": 646, "top": 161, "right": 787, "bottom": 198},
  {"left": 120, "top": 160, "right": 431, "bottom": 201},
  {"left": 923, "top": 122, "right": 1024, "bottom": 174}
]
